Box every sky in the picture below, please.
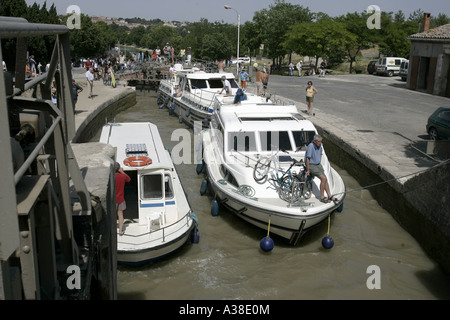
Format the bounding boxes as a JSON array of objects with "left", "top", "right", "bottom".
[{"left": 24, "top": 0, "right": 450, "bottom": 23}]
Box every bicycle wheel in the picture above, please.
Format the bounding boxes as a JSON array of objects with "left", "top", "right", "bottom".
[
  {"left": 280, "top": 175, "right": 302, "bottom": 203},
  {"left": 253, "top": 157, "right": 271, "bottom": 182},
  {"left": 302, "top": 176, "right": 313, "bottom": 199}
]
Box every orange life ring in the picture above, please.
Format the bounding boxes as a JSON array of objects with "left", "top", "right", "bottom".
[{"left": 123, "top": 156, "right": 152, "bottom": 167}]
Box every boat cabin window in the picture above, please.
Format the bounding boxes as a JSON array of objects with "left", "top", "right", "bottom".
[
  {"left": 259, "top": 131, "right": 292, "bottom": 151},
  {"left": 140, "top": 174, "right": 173, "bottom": 199},
  {"left": 209, "top": 78, "right": 239, "bottom": 89},
  {"left": 164, "top": 174, "right": 174, "bottom": 199},
  {"left": 292, "top": 131, "right": 316, "bottom": 149},
  {"left": 190, "top": 79, "right": 207, "bottom": 89},
  {"left": 228, "top": 132, "right": 257, "bottom": 152}
]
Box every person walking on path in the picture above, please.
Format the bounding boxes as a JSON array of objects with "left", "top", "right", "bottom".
[
  {"left": 305, "top": 81, "right": 318, "bottom": 116},
  {"left": 71, "top": 79, "right": 83, "bottom": 110},
  {"left": 289, "top": 62, "right": 294, "bottom": 76},
  {"left": 255, "top": 68, "right": 264, "bottom": 96},
  {"left": 304, "top": 134, "right": 337, "bottom": 203},
  {"left": 115, "top": 162, "right": 130, "bottom": 235},
  {"left": 296, "top": 60, "right": 302, "bottom": 76},
  {"left": 218, "top": 60, "right": 224, "bottom": 73},
  {"left": 319, "top": 61, "right": 326, "bottom": 77},
  {"left": 239, "top": 68, "right": 249, "bottom": 90},
  {"left": 86, "top": 67, "right": 94, "bottom": 98},
  {"left": 262, "top": 69, "right": 269, "bottom": 96}
]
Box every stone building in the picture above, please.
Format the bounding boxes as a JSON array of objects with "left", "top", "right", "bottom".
[{"left": 407, "top": 14, "right": 450, "bottom": 98}]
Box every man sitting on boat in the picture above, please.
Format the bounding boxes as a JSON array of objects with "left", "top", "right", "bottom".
[
  {"left": 218, "top": 76, "right": 232, "bottom": 95},
  {"left": 304, "top": 134, "right": 337, "bottom": 203},
  {"left": 233, "top": 88, "right": 247, "bottom": 104}
]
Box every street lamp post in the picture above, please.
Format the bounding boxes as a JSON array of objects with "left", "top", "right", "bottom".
[{"left": 224, "top": 5, "right": 240, "bottom": 76}]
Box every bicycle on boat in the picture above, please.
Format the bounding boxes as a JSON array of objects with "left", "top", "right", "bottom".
[{"left": 253, "top": 149, "right": 313, "bottom": 203}]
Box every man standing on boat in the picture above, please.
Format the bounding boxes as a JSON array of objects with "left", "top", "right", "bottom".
[
  {"left": 304, "top": 135, "right": 337, "bottom": 203},
  {"left": 115, "top": 162, "right": 131, "bottom": 235},
  {"left": 219, "top": 76, "right": 232, "bottom": 95}
]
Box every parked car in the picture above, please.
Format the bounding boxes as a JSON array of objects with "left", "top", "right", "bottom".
[
  {"left": 426, "top": 106, "right": 450, "bottom": 140},
  {"left": 376, "top": 57, "right": 407, "bottom": 77},
  {"left": 367, "top": 60, "right": 377, "bottom": 74},
  {"left": 399, "top": 60, "right": 409, "bottom": 81}
]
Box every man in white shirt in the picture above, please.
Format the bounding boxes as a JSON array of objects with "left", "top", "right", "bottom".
[
  {"left": 86, "top": 67, "right": 94, "bottom": 98},
  {"left": 219, "top": 76, "right": 232, "bottom": 95},
  {"left": 296, "top": 61, "right": 302, "bottom": 77}
]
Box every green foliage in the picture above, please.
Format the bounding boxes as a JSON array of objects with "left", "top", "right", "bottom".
[{"left": 252, "top": 0, "right": 313, "bottom": 63}]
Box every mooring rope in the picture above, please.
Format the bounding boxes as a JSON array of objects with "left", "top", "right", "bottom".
[{"left": 332, "top": 158, "right": 450, "bottom": 197}]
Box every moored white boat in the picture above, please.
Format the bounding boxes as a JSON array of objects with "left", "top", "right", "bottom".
[
  {"left": 100, "top": 122, "right": 198, "bottom": 265},
  {"left": 158, "top": 64, "right": 239, "bottom": 128},
  {"left": 200, "top": 96, "right": 345, "bottom": 244}
]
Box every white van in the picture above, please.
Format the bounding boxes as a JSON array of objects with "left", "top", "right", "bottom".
[
  {"left": 399, "top": 60, "right": 409, "bottom": 81},
  {"left": 376, "top": 57, "right": 407, "bottom": 77}
]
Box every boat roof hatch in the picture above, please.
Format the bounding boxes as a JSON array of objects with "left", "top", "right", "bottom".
[{"left": 99, "top": 122, "right": 173, "bottom": 171}]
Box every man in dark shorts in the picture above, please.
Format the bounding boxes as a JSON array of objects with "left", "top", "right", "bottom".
[{"left": 304, "top": 134, "right": 337, "bottom": 203}]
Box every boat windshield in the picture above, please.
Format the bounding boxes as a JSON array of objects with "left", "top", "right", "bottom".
[
  {"left": 292, "top": 131, "right": 316, "bottom": 149},
  {"left": 190, "top": 79, "right": 208, "bottom": 89},
  {"left": 209, "top": 79, "right": 239, "bottom": 89}
]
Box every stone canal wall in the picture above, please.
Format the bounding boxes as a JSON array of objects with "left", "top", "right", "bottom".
[
  {"left": 73, "top": 88, "right": 137, "bottom": 143},
  {"left": 321, "top": 128, "right": 450, "bottom": 274}
]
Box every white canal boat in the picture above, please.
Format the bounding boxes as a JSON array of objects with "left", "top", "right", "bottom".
[
  {"left": 100, "top": 122, "right": 198, "bottom": 265},
  {"left": 158, "top": 64, "right": 239, "bottom": 128},
  {"left": 200, "top": 96, "right": 346, "bottom": 244}
]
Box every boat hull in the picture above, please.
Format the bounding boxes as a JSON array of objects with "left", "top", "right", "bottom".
[
  {"left": 117, "top": 220, "right": 195, "bottom": 266},
  {"left": 158, "top": 88, "right": 211, "bottom": 129},
  {"left": 204, "top": 165, "right": 343, "bottom": 245}
]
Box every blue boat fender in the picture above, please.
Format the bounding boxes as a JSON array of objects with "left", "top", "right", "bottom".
[
  {"left": 211, "top": 199, "right": 219, "bottom": 216},
  {"left": 196, "top": 160, "right": 204, "bottom": 174},
  {"left": 186, "top": 108, "right": 191, "bottom": 117},
  {"left": 191, "top": 229, "right": 200, "bottom": 244},
  {"left": 200, "top": 178, "right": 208, "bottom": 195},
  {"left": 337, "top": 202, "right": 344, "bottom": 212}
]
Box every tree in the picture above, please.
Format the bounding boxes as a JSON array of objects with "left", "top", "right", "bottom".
[
  {"left": 284, "top": 17, "right": 356, "bottom": 69},
  {"left": 199, "top": 34, "right": 233, "bottom": 61},
  {"left": 253, "top": 0, "right": 313, "bottom": 66},
  {"left": 336, "top": 12, "right": 377, "bottom": 73}
]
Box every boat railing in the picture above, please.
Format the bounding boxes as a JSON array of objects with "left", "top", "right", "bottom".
[
  {"left": 121, "top": 211, "right": 194, "bottom": 243},
  {"left": 229, "top": 150, "right": 260, "bottom": 168},
  {"left": 181, "top": 87, "right": 219, "bottom": 112}
]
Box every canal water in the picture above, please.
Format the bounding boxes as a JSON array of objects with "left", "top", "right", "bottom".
[{"left": 95, "top": 94, "right": 450, "bottom": 300}]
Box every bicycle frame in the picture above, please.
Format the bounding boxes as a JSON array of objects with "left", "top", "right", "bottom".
[{"left": 253, "top": 151, "right": 312, "bottom": 203}]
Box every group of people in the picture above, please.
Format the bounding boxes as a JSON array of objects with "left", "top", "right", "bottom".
[{"left": 153, "top": 44, "right": 192, "bottom": 65}]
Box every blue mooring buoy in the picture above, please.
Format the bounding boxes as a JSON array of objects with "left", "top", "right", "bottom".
[
  {"left": 200, "top": 179, "right": 207, "bottom": 195},
  {"left": 211, "top": 199, "right": 219, "bottom": 216},
  {"left": 260, "top": 236, "right": 274, "bottom": 252},
  {"left": 322, "top": 235, "right": 334, "bottom": 249}
]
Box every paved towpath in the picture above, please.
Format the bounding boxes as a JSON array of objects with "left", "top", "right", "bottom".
[{"left": 72, "top": 67, "right": 135, "bottom": 134}]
